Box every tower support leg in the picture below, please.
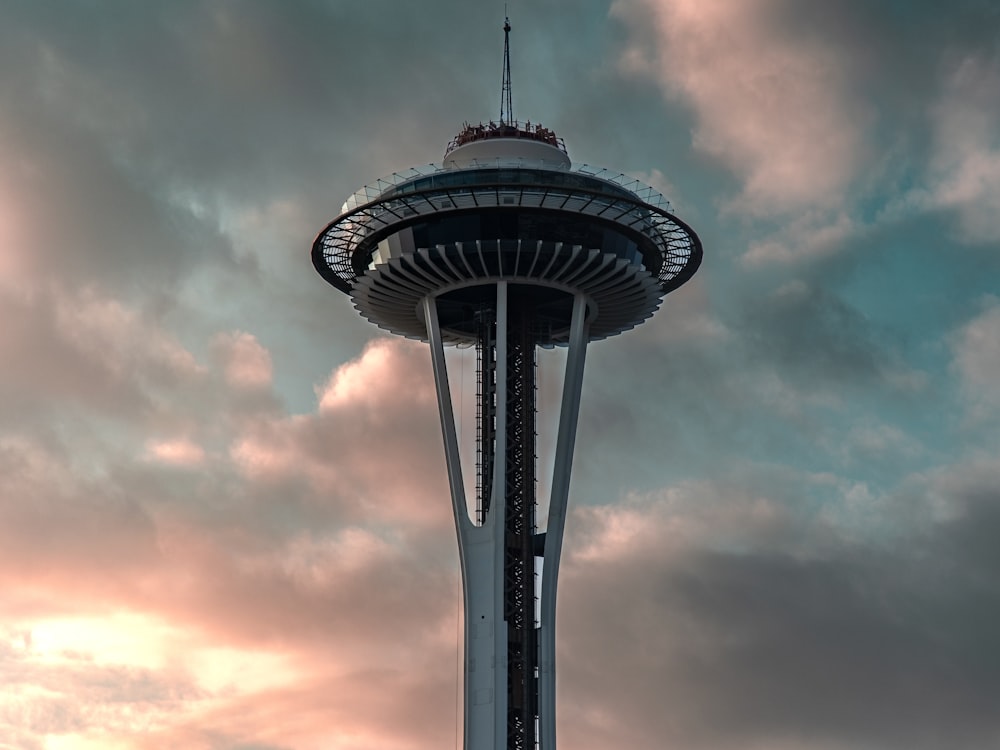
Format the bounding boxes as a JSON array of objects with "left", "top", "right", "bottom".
[
  {"left": 425, "top": 285, "right": 510, "bottom": 750},
  {"left": 425, "top": 286, "right": 590, "bottom": 750},
  {"left": 538, "top": 292, "right": 589, "bottom": 750}
]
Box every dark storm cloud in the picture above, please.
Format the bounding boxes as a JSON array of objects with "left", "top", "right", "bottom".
[
  {"left": 735, "top": 280, "right": 909, "bottom": 390},
  {"left": 571, "top": 271, "right": 926, "bottom": 506},
  {"left": 558, "top": 459, "right": 1000, "bottom": 750},
  {"left": 773, "top": 0, "right": 1000, "bottom": 84}
]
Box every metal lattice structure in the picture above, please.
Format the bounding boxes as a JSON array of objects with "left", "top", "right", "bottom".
[
  {"left": 310, "top": 20, "right": 701, "bottom": 750},
  {"left": 501, "top": 298, "right": 538, "bottom": 750},
  {"left": 500, "top": 17, "right": 513, "bottom": 125}
]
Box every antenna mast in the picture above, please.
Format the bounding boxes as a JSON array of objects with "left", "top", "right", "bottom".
[{"left": 500, "top": 16, "right": 513, "bottom": 125}]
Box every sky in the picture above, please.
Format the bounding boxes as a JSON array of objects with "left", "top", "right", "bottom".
[{"left": 1, "top": 1, "right": 999, "bottom": 748}]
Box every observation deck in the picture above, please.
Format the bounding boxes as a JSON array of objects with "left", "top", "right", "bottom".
[
  {"left": 445, "top": 120, "right": 567, "bottom": 156},
  {"left": 312, "top": 122, "right": 702, "bottom": 345}
]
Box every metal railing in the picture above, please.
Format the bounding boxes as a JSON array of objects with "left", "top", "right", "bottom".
[
  {"left": 340, "top": 161, "right": 674, "bottom": 214},
  {"left": 314, "top": 157, "right": 702, "bottom": 299},
  {"left": 444, "top": 120, "right": 567, "bottom": 155}
]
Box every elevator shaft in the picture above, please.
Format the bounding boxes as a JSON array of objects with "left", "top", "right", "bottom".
[{"left": 477, "top": 293, "right": 539, "bottom": 750}]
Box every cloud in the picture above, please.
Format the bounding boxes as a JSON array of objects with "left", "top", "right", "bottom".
[
  {"left": 317, "top": 338, "right": 435, "bottom": 415},
  {"left": 609, "top": 0, "right": 1000, "bottom": 268},
  {"left": 0, "top": 2, "right": 996, "bottom": 748},
  {"left": 950, "top": 297, "right": 1000, "bottom": 416},
  {"left": 737, "top": 280, "right": 924, "bottom": 394},
  {"left": 0, "top": 336, "right": 463, "bottom": 748},
  {"left": 556, "top": 460, "right": 1000, "bottom": 750},
  {"left": 611, "top": 0, "right": 867, "bottom": 216},
  {"left": 55, "top": 288, "right": 204, "bottom": 385},
  {"left": 743, "top": 211, "right": 859, "bottom": 266},
  {"left": 145, "top": 438, "right": 207, "bottom": 467},
  {"left": 211, "top": 331, "right": 273, "bottom": 390},
  {"left": 927, "top": 54, "right": 1000, "bottom": 244},
  {"left": 0, "top": 286, "right": 198, "bottom": 427},
  {"left": 1, "top": 608, "right": 459, "bottom": 750}
]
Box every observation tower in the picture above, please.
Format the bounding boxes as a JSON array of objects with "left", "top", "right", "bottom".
[{"left": 311, "top": 18, "right": 701, "bottom": 750}]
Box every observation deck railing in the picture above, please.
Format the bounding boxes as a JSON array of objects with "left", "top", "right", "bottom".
[
  {"left": 340, "top": 161, "right": 674, "bottom": 214},
  {"left": 318, "top": 161, "right": 699, "bottom": 295},
  {"left": 444, "top": 120, "right": 568, "bottom": 155}
]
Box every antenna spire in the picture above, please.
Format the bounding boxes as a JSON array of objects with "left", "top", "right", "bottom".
[{"left": 500, "top": 15, "right": 513, "bottom": 125}]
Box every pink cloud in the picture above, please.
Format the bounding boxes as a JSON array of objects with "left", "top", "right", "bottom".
[
  {"left": 0, "top": 334, "right": 461, "bottom": 750},
  {"left": 317, "top": 337, "right": 436, "bottom": 414},
  {"left": 569, "top": 476, "right": 805, "bottom": 567},
  {"left": 39, "top": 335, "right": 453, "bottom": 746},
  {"left": 54, "top": 287, "right": 204, "bottom": 385},
  {"left": 232, "top": 361, "right": 448, "bottom": 530},
  {"left": 611, "top": 0, "right": 867, "bottom": 216},
  {"left": 0, "top": 285, "right": 198, "bottom": 422},
  {"left": 210, "top": 330, "right": 273, "bottom": 389},
  {"left": 0, "top": 431, "right": 459, "bottom": 748},
  {"left": 145, "top": 437, "right": 206, "bottom": 466}
]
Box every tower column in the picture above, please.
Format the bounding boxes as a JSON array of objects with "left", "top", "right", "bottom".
[
  {"left": 538, "top": 292, "right": 590, "bottom": 750},
  {"left": 425, "top": 285, "right": 512, "bottom": 750}
]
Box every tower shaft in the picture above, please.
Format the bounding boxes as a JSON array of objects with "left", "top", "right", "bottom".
[{"left": 424, "top": 285, "right": 591, "bottom": 750}]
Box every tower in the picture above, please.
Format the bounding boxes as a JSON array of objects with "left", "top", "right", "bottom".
[{"left": 311, "top": 18, "right": 701, "bottom": 750}]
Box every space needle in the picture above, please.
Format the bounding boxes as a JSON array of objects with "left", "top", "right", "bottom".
[{"left": 311, "top": 17, "right": 701, "bottom": 750}]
